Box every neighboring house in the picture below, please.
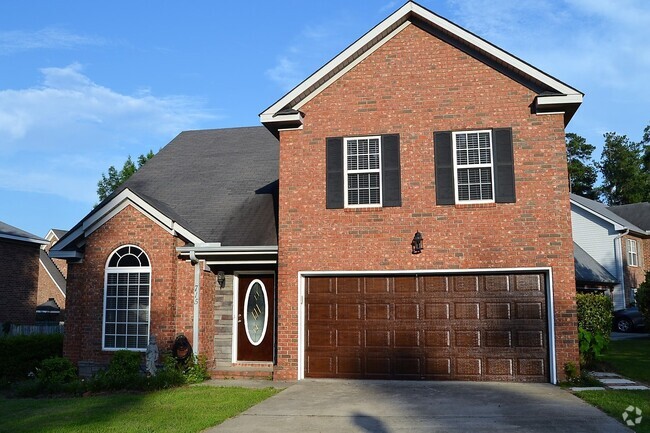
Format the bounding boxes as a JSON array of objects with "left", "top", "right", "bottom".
[
  {"left": 609, "top": 202, "right": 650, "bottom": 302},
  {"left": 37, "top": 229, "right": 68, "bottom": 321},
  {"left": 0, "top": 221, "right": 49, "bottom": 325},
  {"left": 52, "top": 2, "right": 584, "bottom": 383},
  {"left": 570, "top": 194, "right": 649, "bottom": 309}
]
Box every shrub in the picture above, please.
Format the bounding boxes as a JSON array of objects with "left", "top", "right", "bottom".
[
  {"left": 0, "top": 334, "right": 63, "bottom": 381},
  {"left": 90, "top": 350, "right": 143, "bottom": 391},
  {"left": 37, "top": 357, "right": 77, "bottom": 387},
  {"left": 636, "top": 272, "right": 650, "bottom": 326},
  {"left": 576, "top": 293, "right": 613, "bottom": 366},
  {"left": 183, "top": 355, "right": 211, "bottom": 384}
]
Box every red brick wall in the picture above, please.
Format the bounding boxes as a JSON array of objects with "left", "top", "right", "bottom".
[
  {"left": 0, "top": 239, "right": 40, "bottom": 325},
  {"left": 36, "top": 259, "right": 66, "bottom": 317},
  {"left": 622, "top": 234, "right": 647, "bottom": 303},
  {"left": 276, "top": 24, "right": 578, "bottom": 379},
  {"left": 64, "top": 204, "right": 215, "bottom": 367}
]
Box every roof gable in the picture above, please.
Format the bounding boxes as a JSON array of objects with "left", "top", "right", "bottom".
[
  {"left": 52, "top": 126, "right": 279, "bottom": 257},
  {"left": 570, "top": 193, "right": 646, "bottom": 235},
  {"left": 260, "top": 1, "right": 582, "bottom": 132},
  {"left": 609, "top": 202, "right": 650, "bottom": 232}
]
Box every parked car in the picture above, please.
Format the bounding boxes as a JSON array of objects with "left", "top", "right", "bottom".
[{"left": 612, "top": 307, "right": 646, "bottom": 333}]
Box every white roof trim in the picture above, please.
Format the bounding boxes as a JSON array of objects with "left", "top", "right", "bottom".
[
  {"left": 571, "top": 199, "right": 626, "bottom": 231},
  {"left": 52, "top": 188, "right": 204, "bottom": 253},
  {"left": 39, "top": 257, "right": 66, "bottom": 298},
  {"left": 260, "top": 1, "right": 582, "bottom": 123},
  {"left": 49, "top": 251, "right": 83, "bottom": 260}
]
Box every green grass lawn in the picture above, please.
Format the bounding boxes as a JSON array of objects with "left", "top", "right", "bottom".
[
  {"left": 573, "top": 337, "right": 650, "bottom": 432},
  {"left": 0, "top": 385, "right": 278, "bottom": 433},
  {"left": 576, "top": 390, "right": 650, "bottom": 433},
  {"left": 600, "top": 337, "right": 650, "bottom": 384}
]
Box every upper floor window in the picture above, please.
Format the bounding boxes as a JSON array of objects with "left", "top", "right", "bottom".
[
  {"left": 453, "top": 130, "right": 494, "bottom": 203},
  {"left": 627, "top": 239, "right": 639, "bottom": 267},
  {"left": 434, "top": 128, "right": 515, "bottom": 205},
  {"left": 345, "top": 136, "right": 382, "bottom": 207},
  {"left": 326, "top": 134, "right": 401, "bottom": 209},
  {"left": 103, "top": 245, "right": 151, "bottom": 351}
]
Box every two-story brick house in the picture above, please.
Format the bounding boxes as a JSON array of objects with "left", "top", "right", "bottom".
[{"left": 53, "top": 2, "right": 582, "bottom": 382}]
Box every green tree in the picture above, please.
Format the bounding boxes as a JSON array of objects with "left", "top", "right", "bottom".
[
  {"left": 97, "top": 150, "right": 155, "bottom": 202},
  {"left": 597, "top": 131, "right": 648, "bottom": 205},
  {"left": 565, "top": 133, "right": 598, "bottom": 199}
]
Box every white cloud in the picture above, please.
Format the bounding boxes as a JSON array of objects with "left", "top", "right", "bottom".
[
  {"left": 0, "top": 28, "right": 106, "bottom": 55},
  {"left": 265, "top": 57, "right": 303, "bottom": 91},
  {"left": 0, "top": 64, "right": 219, "bottom": 203}
]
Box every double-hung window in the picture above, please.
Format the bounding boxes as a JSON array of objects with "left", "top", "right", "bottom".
[
  {"left": 452, "top": 130, "right": 494, "bottom": 203},
  {"left": 627, "top": 239, "right": 639, "bottom": 267},
  {"left": 345, "top": 136, "right": 382, "bottom": 207},
  {"left": 103, "top": 245, "right": 151, "bottom": 351}
]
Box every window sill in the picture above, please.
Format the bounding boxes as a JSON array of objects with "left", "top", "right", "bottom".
[
  {"left": 454, "top": 202, "right": 497, "bottom": 209},
  {"left": 344, "top": 207, "right": 384, "bottom": 213}
]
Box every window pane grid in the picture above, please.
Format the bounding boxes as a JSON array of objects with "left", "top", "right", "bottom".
[
  {"left": 627, "top": 239, "right": 639, "bottom": 266},
  {"left": 104, "top": 269, "right": 150, "bottom": 350},
  {"left": 454, "top": 131, "right": 493, "bottom": 202},
  {"left": 345, "top": 137, "right": 381, "bottom": 206}
]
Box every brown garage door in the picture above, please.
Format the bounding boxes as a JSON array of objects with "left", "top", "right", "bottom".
[{"left": 305, "top": 273, "right": 548, "bottom": 382}]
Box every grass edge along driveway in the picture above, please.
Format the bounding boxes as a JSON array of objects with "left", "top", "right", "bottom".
[
  {"left": 0, "top": 385, "right": 279, "bottom": 433},
  {"left": 575, "top": 337, "right": 650, "bottom": 433}
]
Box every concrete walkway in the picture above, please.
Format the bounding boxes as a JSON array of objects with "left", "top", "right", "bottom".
[{"left": 203, "top": 380, "right": 631, "bottom": 433}]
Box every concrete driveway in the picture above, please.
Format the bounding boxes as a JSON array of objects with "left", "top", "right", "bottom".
[{"left": 206, "top": 380, "right": 630, "bottom": 432}]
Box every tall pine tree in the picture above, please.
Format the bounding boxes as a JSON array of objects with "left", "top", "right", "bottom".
[
  {"left": 97, "top": 150, "right": 155, "bottom": 203},
  {"left": 565, "top": 133, "right": 598, "bottom": 199}
]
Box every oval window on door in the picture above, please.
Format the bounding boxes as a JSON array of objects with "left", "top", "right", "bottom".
[{"left": 244, "top": 279, "right": 269, "bottom": 346}]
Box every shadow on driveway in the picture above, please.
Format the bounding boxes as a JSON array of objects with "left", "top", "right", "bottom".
[{"left": 205, "top": 380, "right": 631, "bottom": 432}]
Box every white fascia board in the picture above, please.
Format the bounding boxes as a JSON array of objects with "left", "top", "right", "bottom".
[
  {"left": 206, "top": 260, "right": 278, "bottom": 265},
  {"left": 536, "top": 94, "right": 583, "bottom": 106},
  {"left": 260, "top": 112, "right": 304, "bottom": 126},
  {"left": 178, "top": 245, "right": 278, "bottom": 254},
  {"left": 52, "top": 188, "right": 204, "bottom": 253},
  {"left": 570, "top": 200, "right": 626, "bottom": 231},
  {"left": 39, "top": 258, "right": 66, "bottom": 297},
  {"left": 261, "top": 1, "right": 582, "bottom": 119},
  {"left": 0, "top": 233, "right": 49, "bottom": 245},
  {"left": 45, "top": 230, "right": 59, "bottom": 242}
]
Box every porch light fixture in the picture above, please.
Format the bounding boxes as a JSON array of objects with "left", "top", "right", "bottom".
[
  {"left": 411, "top": 231, "right": 423, "bottom": 254},
  {"left": 217, "top": 271, "right": 226, "bottom": 288}
]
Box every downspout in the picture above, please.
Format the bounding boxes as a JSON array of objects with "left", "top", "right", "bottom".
[
  {"left": 614, "top": 229, "right": 629, "bottom": 307},
  {"left": 189, "top": 251, "right": 200, "bottom": 356}
]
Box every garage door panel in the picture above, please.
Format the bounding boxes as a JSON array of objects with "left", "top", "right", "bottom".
[
  {"left": 366, "top": 304, "right": 391, "bottom": 319},
  {"left": 305, "top": 273, "right": 548, "bottom": 382},
  {"left": 421, "top": 276, "right": 448, "bottom": 292},
  {"left": 425, "top": 303, "right": 450, "bottom": 319},
  {"left": 335, "top": 277, "right": 362, "bottom": 294},
  {"left": 486, "top": 302, "right": 511, "bottom": 319},
  {"left": 486, "top": 358, "right": 514, "bottom": 376},
  {"left": 424, "top": 330, "right": 450, "bottom": 347},
  {"left": 454, "top": 303, "right": 480, "bottom": 319},
  {"left": 366, "top": 330, "right": 391, "bottom": 347}
]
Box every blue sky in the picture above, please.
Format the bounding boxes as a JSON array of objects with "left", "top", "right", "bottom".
[{"left": 1, "top": 0, "right": 648, "bottom": 237}]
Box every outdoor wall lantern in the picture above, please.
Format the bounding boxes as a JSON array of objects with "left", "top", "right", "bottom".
[
  {"left": 217, "top": 271, "right": 226, "bottom": 288},
  {"left": 411, "top": 231, "right": 423, "bottom": 254}
]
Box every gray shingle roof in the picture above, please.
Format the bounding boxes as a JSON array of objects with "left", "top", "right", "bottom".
[
  {"left": 59, "top": 126, "right": 279, "bottom": 248},
  {"left": 0, "top": 221, "right": 47, "bottom": 244},
  {"left": 574, "top": 242, "right": 618, "bottom": 285},
  {"left": 609, "top": 202, "right": 650, "bottom": 232},
  {"left": 570, "top": 193, "right": 646, "bottom": 234}
]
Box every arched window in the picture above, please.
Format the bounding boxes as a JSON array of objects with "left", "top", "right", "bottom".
[{"left": 103, "top": 245, "right": 151, "bottom": 350}]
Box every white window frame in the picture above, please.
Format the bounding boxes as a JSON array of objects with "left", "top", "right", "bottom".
[
  {"left": 102, "top": 245, "right": 152, "bottom": 352},
  {"left": 452, "top": 130, "right": 495, "bottom": 204},
  {"left": 627, "top": 239, "right": 639, "bottom": 267},
  {"left": 343, "top": 135, "right": 382, "bottom": 208}
]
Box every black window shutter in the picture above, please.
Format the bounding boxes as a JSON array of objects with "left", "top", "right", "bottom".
[
  {"left": 492, "top": 128, "right": 516, "bottom": 203},
  {"left": 326, "top": 137, "right": 344, "bottom": 209},
  {"left": 381, "top": 134, "right": 401, "bottom": 207},
  {"left": 434, "top": 131, "right": 455, "bottom": 205}
]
